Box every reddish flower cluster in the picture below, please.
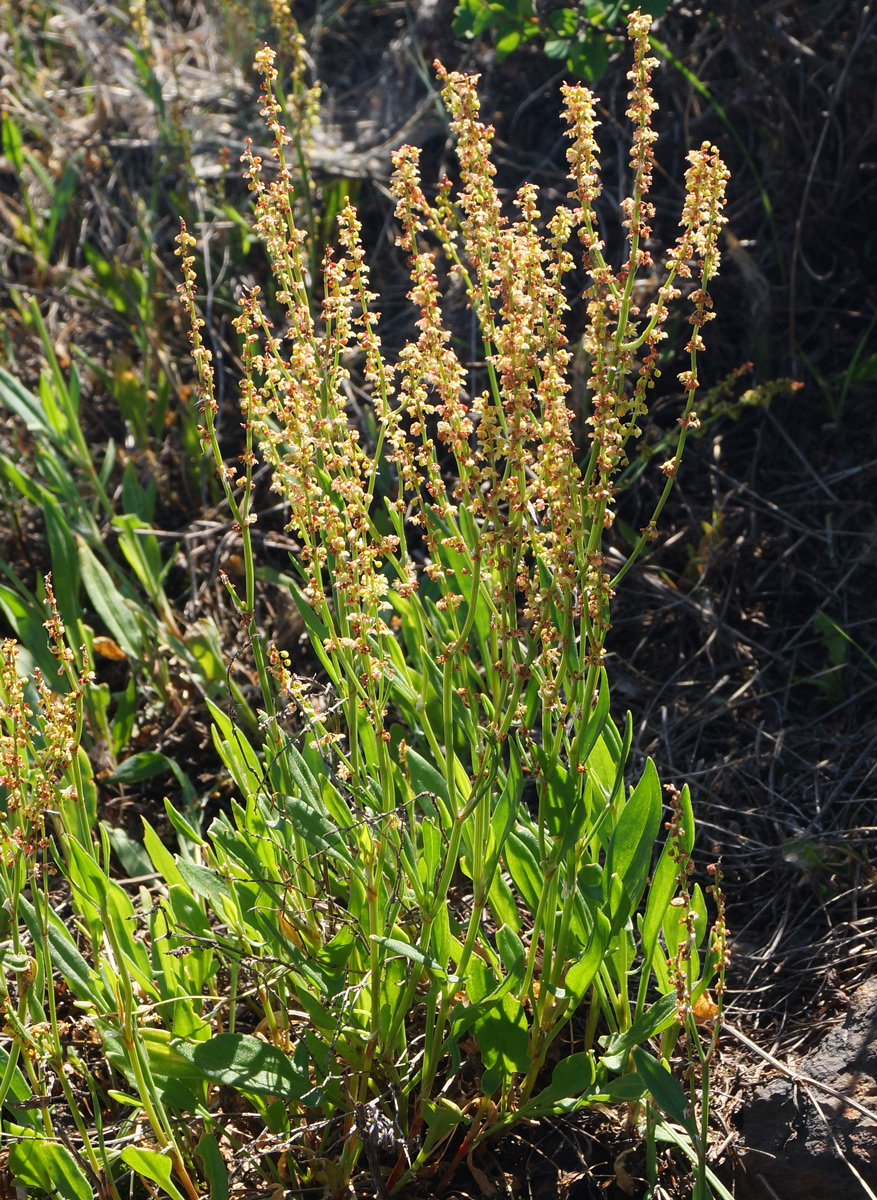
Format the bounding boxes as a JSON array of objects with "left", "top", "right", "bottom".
[{"left": 179, "top": 7, "right": 728, "bottom": 741}]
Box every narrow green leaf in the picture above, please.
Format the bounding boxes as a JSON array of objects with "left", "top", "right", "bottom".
[
  {"left": 274, "top": 793, "right": 352, "bottom": 865},
  {"left": 101, "top": 1023, "right": 203, "bottom": 1080},
  {"left": 640, "top": 784, "right": 694, "bottom": 977},
  {"left": 601, "top": 1072, "right": 648, "bottom": 1102},
  {"left": 0, "top": 451, "right": 44, "bottom": 504},
  {"left": 532, "top": 748, "right": 588, "bottom": 846},
  {"left": 631, "top": 1047, "right": 691, "bottom": 1126},
  {"left": 176, "top": 859, "right": 232, "bottom": 910},
  {"left": 102, "top": 821, "right": 152, "bottom": 879},
  {"left": 41, "top": 494, "right": 80, "bottom": 628},
  {"left": 45, "top": 157, "right": 81, "bottom": 261},
  {"left": 17, "top": 896, "right": 108, "bottom": 1009},
  {"left": 121, "top": 1146, "right": 188, "bottom": 1200},
  {"left": 108, "top": 750, "right": 174, "bottom": 784},
  {"left": 654, "top": 1122, "right": 736, "bottom": 1200},
  {"left": 287, "top": 582, "right": 338, "bottom": 680},
  {"left": 603, "top": 758, "right": 662, "bottom": 935},
  {"left": 579, "top": 673, "right": 611, "bottom": 767},
  {"left": 0, "top": 583, "right": 59, "bottom": 679},
  {"left": 496, "top": 924, "right": 525, "bottom": 982},
  {"left": 405, "top": 747, "right": 451, "bottom": 823},
  {"left": 77, "top": 536, "right": 143, "bottom": 657},
  {"left": 281, "top": 741, "right": 322, "bottom": 804},
  {"left": 564, "top": 907, "right": 610, "bottom": 1002},
  {"left": 195, "top": 1133, "right": 229, "bottom": 1200},
  {"left": 207, "top": 698, "right": 264, "bottom": 796},
  {"left": 0, "top": 1047, "right": 43, "bottom": 1130},
  {"left": 487, "top": 871, "right": 520, "bottom": 933},
  {"left": 142, "top": 818, "right": 187, "bottom": 888},
  {"left": 585, "top": 731, "right": 619, "bottom": 804},
  {"left": 600, "top": 994, "right": 679, "bottom": 1071},
  {"left": 371, "top": 935, "right": 455, "bottom": 982},
  {"left": 1, "top": 113, "right": 24, "bottom": 172},
  {"left": 0, "top": 366, "right": 57, "bottom": 441},
  {"left": 113, "top": 511, "right": 170, "bottom": 602},
  {"left": 165, "top": 798, "right": 205, "bottom": 846},
  {"left": 65, "top": 838, "right": 154, "bottom": 988},
  {"left": 418, "top": 1097, "right": 468, "bottom": 1159}
]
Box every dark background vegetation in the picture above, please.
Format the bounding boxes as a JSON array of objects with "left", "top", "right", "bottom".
[{"left": 1, "top": 0, "right": 876, "bottom": 1191}]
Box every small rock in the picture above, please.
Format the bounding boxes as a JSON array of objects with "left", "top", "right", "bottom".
[{"left": 734, "top": 979, "right": 877, "bottom": 1199}]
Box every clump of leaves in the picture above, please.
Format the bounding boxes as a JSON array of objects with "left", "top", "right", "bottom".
[
  {"left": 176, "top": 9, "right": 730, "bottom": 1195},
  {"left": 453, "top": 0, "right": 669, "bottom": 81}
]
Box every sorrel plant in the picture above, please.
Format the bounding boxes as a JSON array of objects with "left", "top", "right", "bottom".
[{"left": 175, "top": 10, "right": 730, "bottom": 1194}]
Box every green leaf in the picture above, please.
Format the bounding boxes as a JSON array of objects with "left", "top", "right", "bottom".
[
  {"left": 64, "top": 838, "right": 154, "bottom": 989},
  {"left": 17, "top": 896, "right": 109, "bottom": 1010},
  {"left": 98, "top": 1023, "right": 206, "bottom": 1109},
  {"left": 472, "top": 993, "right": 530, "bottom": 1079},
  {"left": 172, "top": 1032, "right": 311, "bottom": 1100},
  {"left": 45, "top": 157, "right": 81, "bottom": 260},
  {"left": 276, "top": 794, "right": 353, "bottom": 867},
  {"left": 287, "top": 582, "right": 338, "bottom": 680},
  {"left": 654, "top": 1121, "right": 736, "bottom": 1200},
  {"left": 113, "top": 511, "right": 171, "bottom": 604},
  {"left": 563, "top": 33, "right": 610, "bottom": 81},
  {"left": 64, "top": 746, "right": 98, "bottom": 834},
  {"left": 631, "top": 1047, "right": 691, "bottom": 1126},
  {"left": 371, "top": 935, "right": 456, "bottom": 982},
  {"left": 524, "top": 1050, "right": 596, "bottom": 1113},
  {"left": 600, "top": 993, "right": 678, "bottom": 1071},
  {"left": 0, "top": 366, "right": 59, "bottom": 443},
  {"left": 0, "top": 451, "right": 44, "bottom": 505},
  {"left": 532, "top": 748, "right": 580, "bottom": 843},
  {"left": 281, "top": 740, "right": 323, "bottom": 804},
  {"left": 40, "top": 495, "right": 82, "bottom": 623},
  {"left": 165, "top": 797, "right": 205, "bottom": 846},
  {"left": 601, "top": 1071, "right": 648, "bottom": 1102},
  {"left": 0, "top": 1048, "right": 43, "bottom": 1130},
  {"left": 585, "top": 730, "right": 619, "bottom": 804},
  {"left": 0, "top": 583, "right": 59, "bottom": 679},
  {"left": 1, "top": 113, "right": 24, "bottom": 173},
  {"left": 495, "top": 20, "right": 526, "bottom": 59},
  {"left": 563, "top": 906, "right": 610, "bottom": 1002},
  {"left": 101, "top": 821, "right": 152, "bottom": 879},
  {"left": 579, "top": 672, "right": 612, "bottom": 766},
  {"left": 405, "top": 746, "right": 451, "bottom": 824},
  {"left": 640, "top": 783, "right": 694, "bottom": 973},
  {"left": 9, "top": 1140, "right": 91, "bottom": 1200},
  {"left": 142, "top": 818, "right": 187, "bottom": 888},
  {"left": 418, "top": 1096, "right": 468, "bottom": 1158},
  {"left": 496, "top": 924, "right": 525, "bottom": 983},
  {"left": 207, "top": 697, "right": 265, "bottom": 797},
  {"left": 603, "top": 758, "right": 662, "bottom": 935},
  {"left": 177, "top": 859, "right": 232, "bottom": 910},
  {"left": 77, "top": 537, "right": 143, "bottom": 657},
  {"left": 121, "top": 1146, "right": 188, "bottom": 1200},
  {"left": 503, "top": 829, "right": 543, "bottom": 916},
  {"left": 108, "top": 751, "right": 194, "bottom": 803},
  {"left": 452, "top": 0, "right": 496, "bottom": 39},
  {"left": 195, "top": 1133, "right": 229, "bottom": 1200}
]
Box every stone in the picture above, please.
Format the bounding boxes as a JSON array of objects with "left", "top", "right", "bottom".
[{"left": 734, "top": 979, "right": 877, "bottom": 1199}]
